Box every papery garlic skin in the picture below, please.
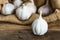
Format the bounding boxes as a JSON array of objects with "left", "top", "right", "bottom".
[
  {"left": 13, "top": 0, "right": 22, "bottom": 8},
  {"left": 32, "top": 11, "right": 48, "bottom": 35},
  {"left": 2, "top": 3, "right": 15, "bottom": 15},
  {"left": 16, "top": 0, "right": 36, "bottom": 20}
]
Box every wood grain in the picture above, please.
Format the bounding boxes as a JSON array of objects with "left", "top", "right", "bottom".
[{"left": 0, "top": 21, "right": 60, "bottom": 31}]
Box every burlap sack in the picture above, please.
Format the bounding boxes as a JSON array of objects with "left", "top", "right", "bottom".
[
  {"left": 0, "top": 0, "right": 60, "bottom": 25},
  {"left": 50, "top": 0, "right": 60, "bottom": 9},
  {"left": 34, "top": 0, "right": 45, "bottom": 7}
]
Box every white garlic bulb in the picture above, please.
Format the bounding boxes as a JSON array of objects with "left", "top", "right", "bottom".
[
  {"left": 16, "top": 0, "right": 36, "bottom": 20},
  {"left": 16, "top": 4, "right": 32, "bottom": 20},
  {"left": 2, "top": 3, "right": 15, "bottom": 15},
  {"left": 13, "top": 0, "right": 22, "bottom": 8},
  {"left": 38, "top": 0, "right": 52, "bottom": 15},
  {"left": 2, "top": 0, "right": 15, "bottom": 15},
  {"left": 32, "top": 10, "right": 48, "bottom": 35}
]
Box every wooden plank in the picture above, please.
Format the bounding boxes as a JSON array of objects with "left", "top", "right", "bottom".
[
  {"left": 48, "top": 21, "right": 60, "bottom": 31},
  {"left": 0, "top": 21, "right": 60, "bottom": 31},
  {"left": 0, "top": 29, "right": 60, "bottom": 40},
  {"left": 0, "top": 23, "right": 31, "bottom": 31}
]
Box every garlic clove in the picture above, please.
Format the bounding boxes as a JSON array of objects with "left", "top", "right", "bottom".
[
  {"left": 32, "top": 10, "right": 48, "bottom": 35},
  {"left": 13, "top": 0, "right": 22, "bottom": 8},
  {"left": 38, "top": 0, "right": 52, "bottom": 15},
  {"left": 2, "top": 3, "right": 15, "bottom": 15}
]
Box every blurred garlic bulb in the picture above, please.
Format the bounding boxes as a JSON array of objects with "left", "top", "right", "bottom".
[
  {"left": 2, "top": 0, "right": 15, "bottom": 15},
  {"left": 32, "top": 10, "right": 48, "bottom": 35},
  {"left": 38, "top": 0, "right": 52, "bottom": 15},
  {"left": 13, "top": 0, "right": 22, "bottom": 8},
  {"left": 16, "top": 0, "right": 36, "bottom": 20}
]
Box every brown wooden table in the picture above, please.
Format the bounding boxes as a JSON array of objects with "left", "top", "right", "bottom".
[{"left": 0, "top": 21, "right": 60, "bottom": 40}]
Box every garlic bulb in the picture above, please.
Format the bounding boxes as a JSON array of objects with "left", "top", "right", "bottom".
[
  {"left": 38, "top": 0, "right": 52, "bottom": 15},
  {"left": 13, "top": 0, "right": 22, "bottom": 8},
  {"left": 16, "top": 0, "right": 36, "bottom": 20},
  {"left": 32, "top": 10, "right": 48, "bottom": 35},
  {"left": 2, "top": 0, "right": 15, "bottom": 15}
]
